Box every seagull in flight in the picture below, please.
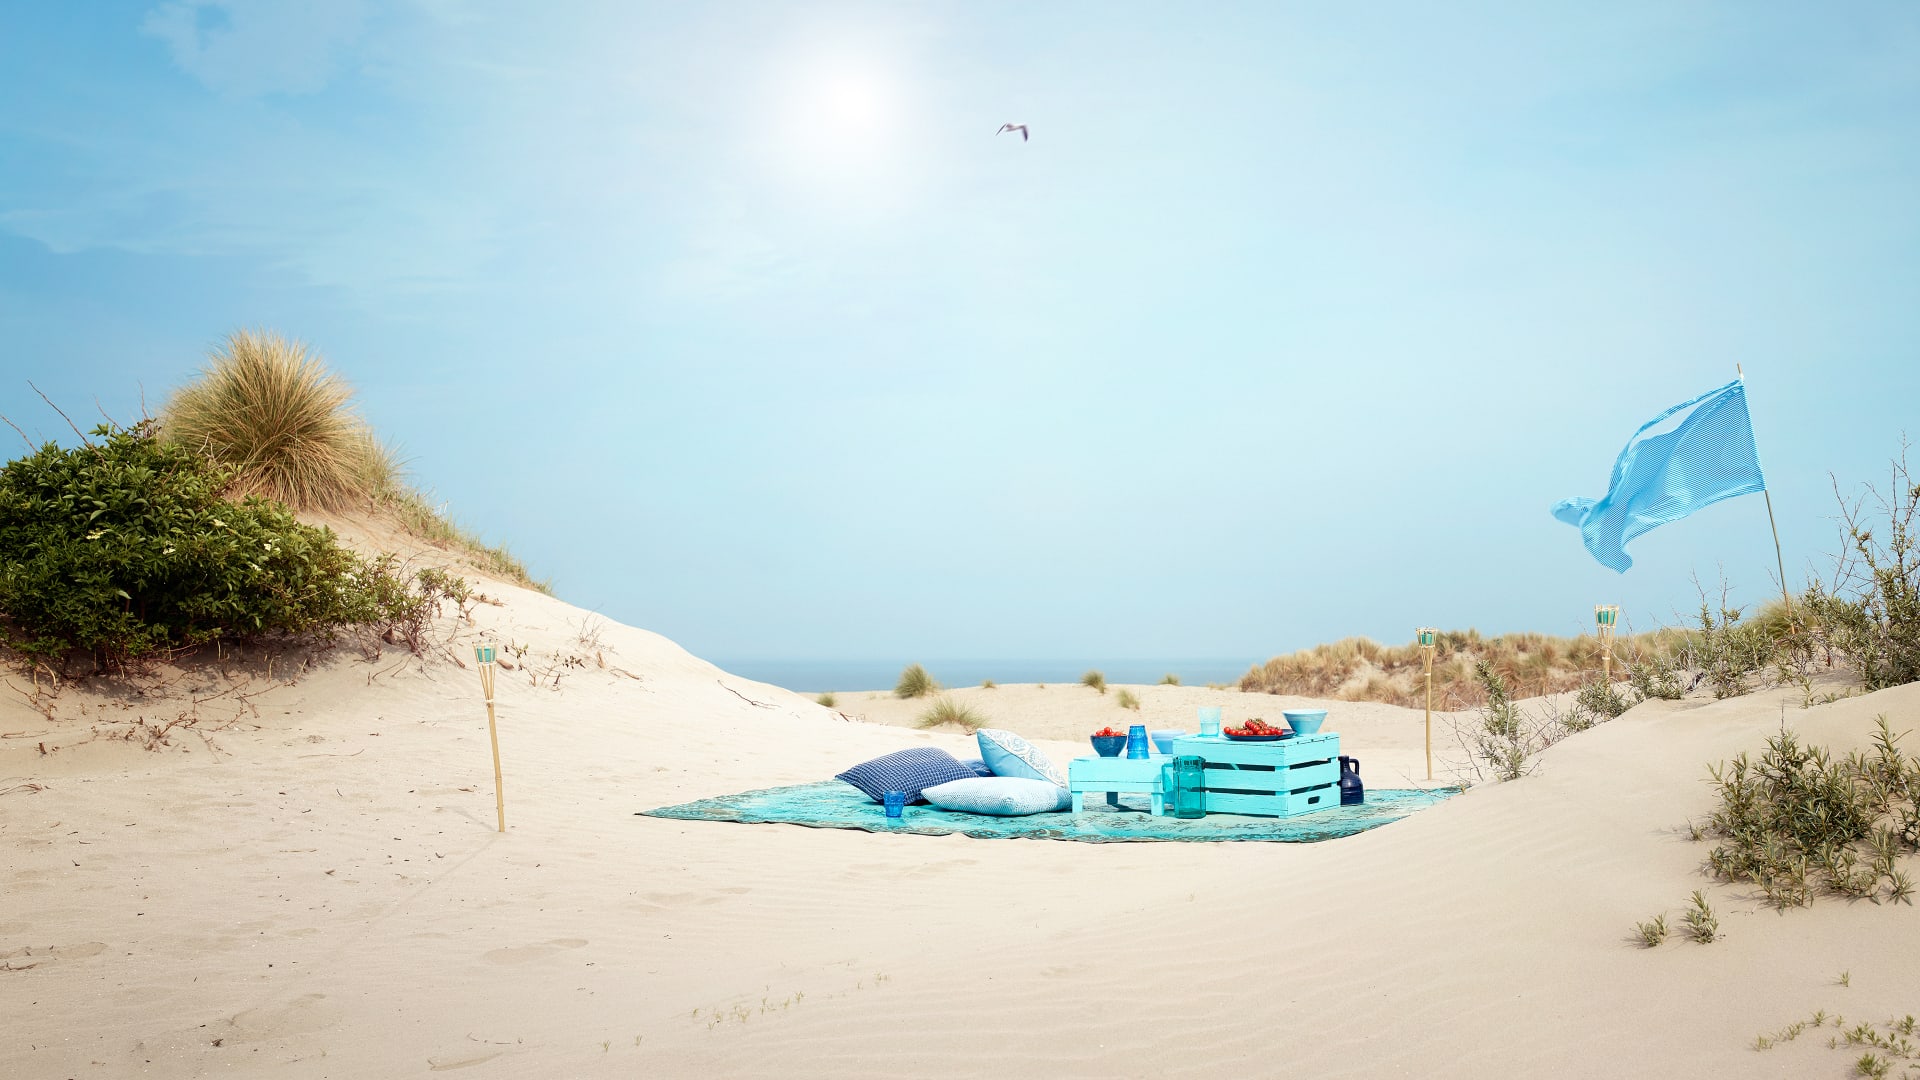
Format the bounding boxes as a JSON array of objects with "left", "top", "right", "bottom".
[{"left": 996, "top": 123, "right": 1029, "bottom": 142}]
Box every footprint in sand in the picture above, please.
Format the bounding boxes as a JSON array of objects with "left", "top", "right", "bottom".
[
  {"left": 1, "top": 941, "right": 107, "bottom": 970},
  {"left": 483, "top": 938, "right": 588, "bottom": 964},
  {"left": 224, "top": 992, "right": 342, "bottom": 1043}
]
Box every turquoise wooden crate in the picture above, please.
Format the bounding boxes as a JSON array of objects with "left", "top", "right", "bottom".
[{"left": 1169, "top": 733, "right": 1340, "bottom": 818}]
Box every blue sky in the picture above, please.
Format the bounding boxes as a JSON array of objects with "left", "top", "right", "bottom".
[{"left": 3, "top": 2, "right": 1917, "bottom": 670}]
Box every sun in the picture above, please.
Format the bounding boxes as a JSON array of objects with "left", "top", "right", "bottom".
[{"left": 812, "top": 72, "right": 886, "bottom": 142}]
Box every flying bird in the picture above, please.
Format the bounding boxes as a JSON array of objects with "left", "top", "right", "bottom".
[{"left": 996, "top": 123, "right": 1029, "bottom": 142}]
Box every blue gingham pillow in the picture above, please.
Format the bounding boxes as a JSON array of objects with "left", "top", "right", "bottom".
[{"left": 835, "top": 747, "right": 981, "bottom": 804}]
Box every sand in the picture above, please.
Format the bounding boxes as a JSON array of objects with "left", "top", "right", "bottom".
[{"left": 4, "top": 543, "right": 1918, "bottom": 1079}]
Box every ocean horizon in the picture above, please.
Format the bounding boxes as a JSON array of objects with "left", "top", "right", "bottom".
[{"left": 715, "top": 658, "right": 1260, "bottom": 695}]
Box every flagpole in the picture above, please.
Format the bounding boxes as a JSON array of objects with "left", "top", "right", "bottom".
[{"left": 1739, "top": 364, "right": 1794, "bottom": 613}]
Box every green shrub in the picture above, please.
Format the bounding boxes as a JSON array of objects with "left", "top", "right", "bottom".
[
  {"left": 1115, "top": 688, "right": 1140, "bottom": 710},
  {"left": 0, "top": 422, "right": 449, "bottom": 665},
  {"left": 1081, "top": 669, "right": 1107, "bottom": 694},
  {"left": 980, "top": 679, "right": 996, "bottom": 690},
  {"left": 1704, "top": 717, "right": 1920, "bottom": 908},
  {"left": 894, "top": 663, "right": 937, "bottom": 699},
  {"left": 915, "top": 695, "right": 986, "bottom": 732},
  {"left": 816, "top": 692, "right": 836, "bottom": 708},
  {"left": 1160, "top": 673, "right": 1180, "bottom": 685}
]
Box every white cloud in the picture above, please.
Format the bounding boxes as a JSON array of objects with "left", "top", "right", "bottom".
[{"left": 141, "top": 0, "right": 367, "bottom": 97}]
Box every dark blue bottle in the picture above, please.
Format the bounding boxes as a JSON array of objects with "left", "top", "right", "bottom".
[{"left": 1338, "top": 755, "right": 1365, "bottom": 805}]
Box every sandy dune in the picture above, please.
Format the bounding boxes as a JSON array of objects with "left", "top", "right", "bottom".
[{"left": 3, "top": 564, "right": 1917, "bottom": 1079}]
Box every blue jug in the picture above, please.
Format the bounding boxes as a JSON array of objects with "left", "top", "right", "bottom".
[{"left": 1339, "top": 755, "right": 1365, "bottom": 805}]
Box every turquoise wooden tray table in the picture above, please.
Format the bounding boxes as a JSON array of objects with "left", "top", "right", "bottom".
[
  {"left": 1067, "top": 754, "right": 1172, "bottom": 815},
  {"left": 1169, "top": 733, "right": 1340, "bottom": 817}
]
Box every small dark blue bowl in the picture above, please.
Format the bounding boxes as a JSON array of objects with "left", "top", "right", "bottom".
[{"left": 1090, "top": 734, "right": 1127, "bottom": 757}]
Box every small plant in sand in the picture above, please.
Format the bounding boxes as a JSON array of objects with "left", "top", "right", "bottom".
[
  {"left": 1081, "top": 670, "right": 1107, "bottom": 694},
  {"left": 1115, "top": 688, "right": 1141, "bottom": 711},
  {"left": 1682, "top": 890, "right": 1719, "bottom": 943},
  {"left": 1633, "top": 913, "right": 1669, "bottom": 948},
  {"left": 1160, "top": 673, "right": 1180, "bottom": 685},
  {"left": 894, "top": 663, "right": 938, "bottom": 699},
  {"left": 1702, "top": 717, "right": 1920, "bottom": 909},
  {"left": 815, "top": 692, "right": 836, "bottom": 708},
  {"left": 980, "top": 679, "right": 996, "bottom": 689},
  {"left": 915, "top": 696, "right": 985, "bottom": 732}
]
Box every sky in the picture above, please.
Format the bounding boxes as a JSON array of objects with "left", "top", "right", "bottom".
[{"left": 2, "top": 2, "right": 1918, "bottom": 673}]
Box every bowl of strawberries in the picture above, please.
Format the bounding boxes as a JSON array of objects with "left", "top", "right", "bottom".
[{"left": 1090, "top": 727, "right": 1129, "bottom": 756}]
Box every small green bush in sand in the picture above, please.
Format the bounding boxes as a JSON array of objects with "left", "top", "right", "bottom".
[
  {"left": 1115, "top": 688, "right": 1141, "bottom": 711},
  {"left": 1633, "top": 914, "right": 1668, "bottom": 948},
  {"left": 1160, "top": 673, "right": 1180, "bottom": 685},
  {"left": 816, "top": 692, "right": 836, "bottom": 708},
  {"left": 1081, "top": 670, "right": 1107, "bottom": 694},
  {"left": 894, "top": 663, "right": 938, "bottom": 699},
  {"left": 1702, "top": 716, "right": 1920, "bottom": 909},
  {"left": 1682, "top": 891, "right": 1719, "bottom": 943},
  {"left": 0, "top": 421, "right": 460, "bottom": 667},
  {"left": 981, "top": 679, "right": 996, "bottom": 689},
  {"left": 915, "top": 696, "right": 986, "bottom": 732}
]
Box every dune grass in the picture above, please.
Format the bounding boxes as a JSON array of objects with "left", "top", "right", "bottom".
[
  {"left": 159, "top": 329, "right": 548, "bottom": 593},
  {"left": 915, "top": 695, "right": 986, "bottom": 732},
  {"left": 162, "top": 329, "right": 390, "bottom": 513},
  {"left": 1081, "top": 669, "right": 1107, "bottom": 694},
  {"left": 816, "top": 692, "right": 836, "bottom": 708},
  {"left": 1160, "top": 673, "right": 1180, "bottom": 685},
  {"left": 894, "top": 663, "right": 938, "bottom": 699},
  {"left": 1115, "top": 688, "right": 1141, "bottom": 711}
]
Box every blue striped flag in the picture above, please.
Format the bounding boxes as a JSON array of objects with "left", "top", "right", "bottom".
[{"left": 1551, "top": 378, "right": 1767, "bottom": 572}]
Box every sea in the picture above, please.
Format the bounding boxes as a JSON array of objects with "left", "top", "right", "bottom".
[{"left": 713, "top": 658, "right": 1260, "bottom": 695}]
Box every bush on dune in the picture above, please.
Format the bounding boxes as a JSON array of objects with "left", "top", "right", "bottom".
[{"left": 0, "top": 422, "right": 458, "bottom": 667}]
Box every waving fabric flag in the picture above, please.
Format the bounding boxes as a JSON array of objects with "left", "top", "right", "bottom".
[{"left": 1551, "top": 378, "right": 1767, "bottom": 572}]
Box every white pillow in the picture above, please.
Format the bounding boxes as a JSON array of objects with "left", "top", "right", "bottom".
[
  {"left": 920, "top": 777, "right": 1072, "bottom": 816},
  {"left": 976, "top": 728, "right": 1067, "bottom": 787}
]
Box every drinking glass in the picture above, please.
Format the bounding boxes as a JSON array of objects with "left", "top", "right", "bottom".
[
  {"left": 883, "top": 791, "right": 906, "bottom": 819},
  {"left": 1197, "top": 706, "right": 1222, "bottom": 737}
]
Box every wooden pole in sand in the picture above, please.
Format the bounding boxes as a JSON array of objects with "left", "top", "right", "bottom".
[
  {"left": 1595, "top": 605, "right": 1619, "bottom": 685},
  {"left": 476, "top": 644, "right": 506, "bottom": 832},
  {"left": 1416, "top": 628, "right": 1437, "bottom": 781},
  {"left": 1738, "top": 364, "right": 1795, "bottom": 616}
]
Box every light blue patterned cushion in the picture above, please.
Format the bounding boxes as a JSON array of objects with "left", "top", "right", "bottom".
[
  {"left": 834, "top": 747, "right": 980, "bottom": 804},
  {"left": 920, "top": 777, "right": 1072, "bottom": 816},
  {"left": 976, "top": 729, "right": 1067, "bottom": 788}
]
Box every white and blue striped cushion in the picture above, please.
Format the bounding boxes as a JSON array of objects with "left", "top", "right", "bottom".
[
  {"left": 976, "top": 729, "right": 1067, "bottom": 788},
  {"left": 834, "top": 747, "right": 981, "bottom": 804}
]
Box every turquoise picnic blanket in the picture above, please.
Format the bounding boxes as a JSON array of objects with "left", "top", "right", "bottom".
[{"left": 638, "top": 781, "right": 1457, "bottom": 843}]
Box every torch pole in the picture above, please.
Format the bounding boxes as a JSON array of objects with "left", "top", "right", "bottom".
[{"left": 477, "top": 645, "right": 505, "bottom": 832}]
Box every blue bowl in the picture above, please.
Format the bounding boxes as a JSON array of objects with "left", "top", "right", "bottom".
[
  {"left": 1282, "top": 709, "right": 1328, "bottom": 735},
  {"left": 1090, "top": 734, "right": 1128, "bottom": 757},
  {"left": 1150, "top": 729, "right": 1186, "bottom": 755}
]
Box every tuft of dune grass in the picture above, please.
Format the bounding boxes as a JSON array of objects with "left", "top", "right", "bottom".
[
  {"left": 162, "top": 329, "right": 390, "bottom": 513},
  {"left": 1116, "top": 688, "right": 1141, "bottom": 710},
  {"left": 895, "top": 663, "right": 938, "bottom": 699},
  {"left": 915, "top": 695, "right": 986, "bottom": 732},
  {"left": 161, "top": 329, "right": 549, "bottom": 593},
  {"left": 1081, "top": 670, "right": 1107, "bottom": 694}
]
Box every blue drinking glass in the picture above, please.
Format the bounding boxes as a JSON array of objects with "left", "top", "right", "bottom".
[
  {"left": 883, "top": 791, "right": 906, "bottom": 819},
  {"left": 1126, "top": 723, "right": 1150, "bottom": 759}
]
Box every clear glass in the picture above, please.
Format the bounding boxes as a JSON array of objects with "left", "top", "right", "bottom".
[
  {"left": 883, "top": 791, "right": 906, "bottom": 818},
  {"left": 1197, "top": 706, "right": 1222, "bottom": 737}
]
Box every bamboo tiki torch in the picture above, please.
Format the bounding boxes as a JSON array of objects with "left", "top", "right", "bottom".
[
  {"left": 476, "top": 644, "right": 506, "bottom": 832},
  {"left": 1595, "top": 605, "right": 1620, "bottom": 686},
  {"left": 1416, "top": 627, "right": 1437, "bottom": 781}
]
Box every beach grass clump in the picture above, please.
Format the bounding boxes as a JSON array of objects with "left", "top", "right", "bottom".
[
  {"left": 915, "top": 695, "right": 986, "bottom": 732},
  {"left": 1682, "top": 890, "right": 1720, "bottom": 943},
  {"left": 159, "top": 329, "right": 549, "bottom": 593},
  {"left": 1115, "top": 688, "right": 1140, "bottom": 711},
  {"left": 1633, "top": 913, "right": 1669, "bottom": 948},
  {"left": 1702, "top": 717, "right": 1920, "bottom": 909},
  {"left": 815, "top": 692, "right": 836, "bottom": 708},
  {"left": 0, "top": 421, "right": 463, "bottom": 666},
  {"left": 894, "top": 663, "right": 938, "bottom": 699},
  {"left": 161, "top": 329, "right": 393, "bottom": 513},
  {"left": 1081, "top": 670, "right": 1107, "bottom": 694},
  {"left": 981, "top": 679, "right": 996, "bottom": 689},
  {"left": 1160, "top": 673, "right": 1180, "bottom": 685}
]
